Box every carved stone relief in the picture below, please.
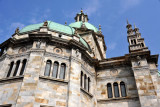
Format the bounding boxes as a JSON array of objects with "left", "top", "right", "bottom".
[
  {"left": 19, "top": 47, "right": 27, "bottom": 53},
  {"left": 110, "top": 69, "right": 118, "bottom": 76},
  {"left": 53, "top": 48, "right": 62, "bottom": 54}
]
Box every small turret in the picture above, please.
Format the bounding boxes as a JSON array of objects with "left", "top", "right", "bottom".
[
  {"left": 127, "top": 21, "right": 148, "bottom": 53},
  {"left": 74, "top": 9, "right": 89, "bottom": 22}
]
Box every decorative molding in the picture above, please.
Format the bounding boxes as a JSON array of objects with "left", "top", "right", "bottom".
[
  {"left": 0, "top": 75, "right": 24, "bottom": 83},
  {"left": 97, "top": 96, "right": 139, "bottom": 102},
  {"left": 45, "top": 52, "right": 69, "bottom": 60},
  {"left": 80, "top": 87, "right": 93, "bottom": 98},
  {"left": 39, "top": 76, "right": 68, "bottom": 84}
]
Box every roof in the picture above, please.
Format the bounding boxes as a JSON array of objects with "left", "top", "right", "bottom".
[
  {"left": 20, "top": 21, "right": 75, "bottom": 35},
  {"left": 19, "top": 21, "right": 90, "bottom": 50},
  {"left": 69, "top": 21, "right": 98, "bottom": 32}
]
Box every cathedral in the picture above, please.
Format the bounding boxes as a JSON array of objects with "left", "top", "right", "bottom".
[{"left": 0, "top": 10, "right": 159, "bottom": 107}]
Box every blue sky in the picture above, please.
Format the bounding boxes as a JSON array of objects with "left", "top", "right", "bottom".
[{"left": 0, "top": 0, "right": 159, "bottom": 70}]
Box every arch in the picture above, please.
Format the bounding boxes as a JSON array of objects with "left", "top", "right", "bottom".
[
  {"left": 59, "top": 63, "right": 66, "bottom": 79},
  {"left": 141, "top": 43, "right": 144, "bottom": 47},
  {"left": 7, "top": 61, "right": 14, "bottom": 77},
  {"left": 13, "top": 60, "right": 20, "bottom": 76},
  {"left": 113, "top": 82, "right": 120, "bottom": 97},
  {"left": 131, "top": 40, "right": 133, "bottom": 45},
  {"left": 88, "top": 77, "right": 91, "bottom": 92},
  {"left": 120, "top": 82, "right": 127, "bottom": 97},
  {"left": 44, "top": 60, "right": 52, "bottom": 76},
  {"left": 134, "top": 39, "right": 136, "bottom": 44},
  {"left": 20, "top": 59, "right": 27, "bottom": 75},
  {"left": 81, "top": 71, "right": 83, "bottom": 87},
  {"left": 84, "top": 74, "right": 87, "bottom": 90},
  {"left": 107, "top": 83, "right": 113, "bottom": 98},
  {"left": 52, "top": 61, "right": 59, "bottom": 78}
]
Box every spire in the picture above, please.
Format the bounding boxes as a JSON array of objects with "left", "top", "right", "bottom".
[
  {"left": 126, "top": 19, "right": 133, "bottom": 36},
  {"left": 99, "top": 24, "right": 102, "bottom": 33},
  {"left": 134, "top": 23, "right": 140, "bottom": 34}
]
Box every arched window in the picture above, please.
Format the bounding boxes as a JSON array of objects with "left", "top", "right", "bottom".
[
  {"left": 44, "top": 60, "right": 52, "bottom": 76},
  {"left": 84, "top": 74, "right": 87, "bottom": 90},
  {"left": 13, "top": 60, "right": 20, "bottom": 76},
  {"left": 20, "top": 59, "right": 27, "bottom": 75},
  {"left": 134, "top": 39, "right": 136, "bottom": 44},
  {"left": 59, "top": 63, "right": 66, "bottom": 79},
  {"left": 114, "top": 82, "right": 120, "bottom": 97},
  {"left": 120, "top": 82, "right": 126, "bottom": 97},
  {"left": 81, "top": 71, "right": 83, "bottom": 87},
  {"left": 131, "top": 40, "right": 133, "bottom": 45},
  {"left": 88, "top": 77, "right": 91, "bottom": 92},
  {"left": 141, "top": 43, "right": 144, "bottom": 47},
  {"left": 52, "top": 61, "right": 59, "bottom": 78},
  {"left": 7, "top": 61, "right": 14, "bottom": 77},
  {"left": 107, "top": 83, "right": 113, "bottom": 98},
  {"left": 79, "top": 15, "right": 82, "bottom": 21}
]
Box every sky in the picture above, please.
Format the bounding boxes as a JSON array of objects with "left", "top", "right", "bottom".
[{"left": 0, "top": 0, "right": 159, "bottom": 70}]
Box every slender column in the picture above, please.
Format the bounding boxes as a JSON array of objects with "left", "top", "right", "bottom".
[
  {"left": 57, "top": 62, "right": 61, "bottom": 79},
  {"left": 118, "top": 82, "right": 122, "bottom": 97},
  {"left": 17, "top": 61, "right": 23, "bottom": 76},
  {"left": 10, "top": 63, "right": 16, "bottom": 77},
  {"left": 49, "top": 61, "right": 54, "bottom": 77},
  {"left": 112, "top": 83, "right": 115, "bottom": 98}
]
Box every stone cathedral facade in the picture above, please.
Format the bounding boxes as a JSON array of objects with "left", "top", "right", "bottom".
[{"left": 0, "top": 10, "right": 159, "bottom": 107}]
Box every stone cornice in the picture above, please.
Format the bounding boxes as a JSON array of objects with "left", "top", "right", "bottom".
[
  {"left": 39, "top": 76, "right": 68, "bottom": 84},
  {"left": 80, "top": 87, "right": 93, "bottom": 98},
  {"left": 0, "top": 75, "right": 24, "bottom": 83}
]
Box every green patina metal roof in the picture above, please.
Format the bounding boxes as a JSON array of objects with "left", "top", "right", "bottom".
[
  {"left": 69, "top": 21, "right": 98, "bottom": 32},
  {"left": 158, "top": 71, "right": 160, "bottom": 76},
  {"left": 19, "top": 21, "right": 90, "bottom": 50},
  {"left": 20, "top": 21, "right": 75, "bottom": 35}
]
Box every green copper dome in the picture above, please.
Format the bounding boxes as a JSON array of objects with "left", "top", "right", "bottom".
[
  {"left": 19, "top": 21, "right": 90, "bottom": 50},
  {"left": 69, "top": 21, "right": 98, "bottom": 32},
  {"left": 20, "top": 21, "right": 75, "bottom": 35}
]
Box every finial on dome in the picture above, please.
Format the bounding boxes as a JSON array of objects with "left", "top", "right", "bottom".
[
  {"left": 81, "top": 8, "right": 83, "bottom": 13},
  {"left": 43, "top": 20, "right": 48, "bottom": 26},
  {"left": 99, "top": 24, "right": 102, "bottom": 33},
  {"left": 15, "top": 27, "right": 19, "bottom": 34},
  {"left": 65, "top": 21, "right": 67, "bottom": 25}
]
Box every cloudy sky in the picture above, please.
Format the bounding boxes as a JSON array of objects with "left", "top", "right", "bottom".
[{"left": 0, "top": 0, "right": 159, "bottom": 70}]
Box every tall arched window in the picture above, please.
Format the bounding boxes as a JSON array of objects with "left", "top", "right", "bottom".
[
  {"left": 20, "top": 59, "right": 27, "bottom": 75},
  {"left": 88, "top": 77, "right": 91, "bottom": 92},
  {"left": 141, "top": 43, "right": 144, "bottom": 47},
  {"left": 131, "top": 40, "right": 133, "bottom": 45},
  {"left": 107, "top": 83, "right": 113, "bottom": 98},
  {"left": 44, "top": 60, "right": 52, "bottom": 76},
  {"left": 13, "top": 60, "right": 20, "bottom": 76},
  {"left": 120, "top": 82, "right": 127, "bottom": 97},
  {"left": 81, "top": 71, "right": 83, "bottom": 87},
  {"left": 52, "top": 61, "right": 59, "bottom": 78},
  {"left": 59, "top": 63, "right": 66, "bottom": 79},
  {"left": 84, "top": 74, "right": 87, "bottom": 90},
  {"left": 114, "top": 82, "right": 120, "bottom": 98},
  {"left": 7, "top": 61, "right": 14, "bottom": 77},
  {"left": 134, "top": 39, "right": 136, "bottom": 44}
]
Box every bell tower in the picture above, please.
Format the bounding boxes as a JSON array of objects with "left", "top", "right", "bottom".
[
  {"left": 74, "top": 9, "right": 89, "bottom": 22},
  {"left": 126, "top": 20, "right": 148, "bottom": 53}
]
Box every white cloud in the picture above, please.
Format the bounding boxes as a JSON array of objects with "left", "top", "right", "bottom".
[
  {"left": 108, "top": 42, "right": 117, "bottom": 50},
  {"left": 85, "top": 0, "right": 100, "bottom": 16},
  {"left": 120, "top": 0, "right": 142, "bottom": 13},
  {"left": 10, "top": 22, "right": 25, "bottom": 30},
  {"left": 29, "top": 8, "right": 51, "bottom": 24}
]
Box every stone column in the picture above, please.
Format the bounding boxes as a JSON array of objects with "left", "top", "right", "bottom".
[
  {"left": 67, "top": 49, "right": 81, "bottom": 107},
  {"left": 131, "top": 58, "right": 158, "bottom": 107},
  {"left": 16, "top": 61, "right": 23, "bottom": 76},
  {"left": 112, "top": 83, "right": 115, "bottom": 98},
  {"left": 16, "top": 50, "right": 44, "bottom": 107},
  {"left": 10, "top": 62, "right": 16, "bottom": 77},
  {"left": 118, "top": 82, "right": 122, "bottom": 97}
]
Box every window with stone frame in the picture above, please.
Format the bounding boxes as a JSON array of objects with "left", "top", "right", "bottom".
[
  {"left": 52, "top": 61, "right": 59, "bottom": 78},
  {"left": 44, "top": 60, "right": 52, "bottom": 76},
  {"left": 120, "top": 81, "right": 127, "bottom": 97},
  {"left": 114, "top": 82, "right": 120, "bottom": 98},
  {"left": 107, "top": 83, "right": 113, "bottom": 98},
  {"left": 59, "top": 63, "right": 66, "bottom": 79},
  {"left": 6, "top": 59, "right": 27, "bottom": 78}
]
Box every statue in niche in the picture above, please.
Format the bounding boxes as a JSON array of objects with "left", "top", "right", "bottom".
[
  {"left": 43, "top": 21, "right": 48, "bottom": 26},
  {"left": 75, "top": 49, "right": 79, "bottom": 57},
  {"left": 136, "top": 56, "right": 141, "bottom": 66},
  {"left": 36, "top": 40, "right": 41, "bottom": 49}
]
